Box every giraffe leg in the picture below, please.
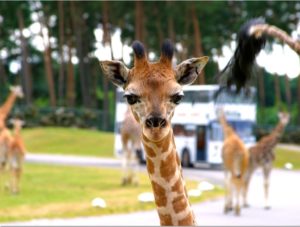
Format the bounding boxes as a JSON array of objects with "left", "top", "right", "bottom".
[
  {"left": 224, "top": 171, "right": 233, "bottom": 214},
  {"left": 243, "top": 171, "right": 252, "bottom": 208},
  {"left": 130, "top": 149, "right": 139, "bottom": 186},
  {"left": 11, "top": 168, "right": 21, "bottom": 194},
  {"left": 234, "top": 179, "right": 242, "bottom": 216},
  {"left": 263, "top": 166, "right": 272, "bottom": 209}
]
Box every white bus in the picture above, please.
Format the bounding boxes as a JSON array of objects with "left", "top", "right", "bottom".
[{"left": 114, "top": 85, "right": 256, "bottom": 168}]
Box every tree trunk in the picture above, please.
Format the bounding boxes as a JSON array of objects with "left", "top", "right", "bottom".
[
  {"left": 167, "top": 1, "right": 175, "bottom": 43},
  {"left": 284, "top": 75, "right": 291, "bottom": 111},
  {"left": 257, "top": 68, "right": 265, "bottom": 107},
  {"left": 154, "top": 5, "right": 163, "bottom": 46},
  {"left": 0, "top": 58, "right": 7, "bottom": 102},
  {"left": 66, "top": 38, "right": 75, "bottom": 107},
  {"left": 191, "top": 3, "right": 205, "bottom": 84},
  {"left": 37, "top": 5, "right": 57, "bottom": 107},
  {"left": 70, "top": 1, "right": 90, "bottom": 108},
  {"left": 297, "top": 75, "right": 300, "bottom": 123},
  {"left": 58, "top": 1, "right": 65, "bottom": 106},
  {"left": 17, "top": 8, "right": 33, "bottom": 105},
  {"left": 274, "top": 74, "right": 281, "bottom": 107},
  {"left": 135, "top": 1, "right": 144, "bottom": 43},
  {"left": 101, "top": 1, "right": 112, "bottom": 130}
]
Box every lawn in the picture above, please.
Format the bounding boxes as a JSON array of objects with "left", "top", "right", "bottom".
[
  {"left": 22, "top": 127, "right": 114, "bottom": 157},
  {"left": 274, "top": 148, "right": 300, "bottom": 170},
  {"left": 0, "top": 163, "right": 224, "bottom": 223}
]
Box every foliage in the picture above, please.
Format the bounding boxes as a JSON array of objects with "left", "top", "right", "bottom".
[{"left": 0, "top": 163, "right": 224, "bottom": 222}]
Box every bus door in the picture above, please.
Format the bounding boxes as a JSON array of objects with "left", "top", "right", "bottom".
[{"left": 196, "top": 126, "right": 206, "bottom": 161}]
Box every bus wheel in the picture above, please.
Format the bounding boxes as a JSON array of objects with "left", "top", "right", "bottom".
[{"left": 181, "top": 149, "right": 191, "bottom": 167}]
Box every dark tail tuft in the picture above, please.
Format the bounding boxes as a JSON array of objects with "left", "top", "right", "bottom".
[{"left": 219, "top": 17, "right": 266, "bottom": 93}]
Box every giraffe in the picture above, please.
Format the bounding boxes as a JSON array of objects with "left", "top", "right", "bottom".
[
  {"left": 0, "top": 85, "right": 23, "bottom": 188},
  {"left": 0, "top": 86, "right": 24, "bottom": 120},
  {"left": 100, "top": 39, "right": 209, "bottom": 225},
  {"left": 120, "top": 107, "right": 142, "bottom": 186},
  {"left": 7, "top": 119, "right": 26, "bottom": 194},
  {"left": 243, "top": 112, "right": 290, "bottom": 209},
  {"left": 0, "top": 115, "right": 13, "bottom": 188},
  {"left": 217, "top": 108, "right": 249, "bottom": 216}
]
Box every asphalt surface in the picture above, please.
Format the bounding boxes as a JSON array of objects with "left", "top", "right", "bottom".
[{"left": 2, "top": 150, "right": 300, "bottom": 226}]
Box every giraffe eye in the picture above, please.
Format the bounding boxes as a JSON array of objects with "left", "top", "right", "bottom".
[
  {"left": 171, "top": 94, "right": 184, "bottom": 105},
  {"left": 124, "top": 94, "right": 140, "bottom": 105}
]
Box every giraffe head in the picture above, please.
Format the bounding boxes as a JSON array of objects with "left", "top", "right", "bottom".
[
  {"left": 9, "top": 85, "right": 24, "bottom": 98},
  {"left": 100, "top": 40, "right": 208, "bottom": 142},
  {"left": 278, "top": 112, "right": 290, "bottom": 126}
]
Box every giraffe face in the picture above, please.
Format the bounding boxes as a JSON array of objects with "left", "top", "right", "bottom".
[
  {"left": 278, "top": 112, "right": 290, "bottom": 126},
  {"left": 10, "top": 85, "right": 24, "bottom": 98},
  {"left": 124, "top": 66, "right": 183, "bottom": 141},
  {"left": 100, "top": 40, "right": 209, "bottom": 142}
]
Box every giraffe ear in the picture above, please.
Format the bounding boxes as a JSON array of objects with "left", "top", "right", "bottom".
[
  {"left": 175, "top": 56, "right": 209, "bottom": 85},
  {"left": 99, "top": 60, "right": 129, "bottom": 88}
]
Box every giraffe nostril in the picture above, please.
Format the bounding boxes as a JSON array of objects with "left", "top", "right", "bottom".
[
  {"left": 160, "top": 119, "right": 167, "bottom": 128},
  {"left": 146, "top": 119, "right": 153, "bottom": 128},
  {"left": 146, "top": 117, "right": 166, "bottom": 128}
]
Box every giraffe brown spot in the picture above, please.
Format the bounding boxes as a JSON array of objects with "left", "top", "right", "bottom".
[
  {"left": 158, "top": 213, "right": 173, "bottom": 226},
  {"left": 171, "top": 178, "right": 184, "bottom": 194},
  {"left": 160, "top": 150, "right": 177, "bottom": 182},
  {"left": 144, "top": 144, "right": 156, "bottom": 157},
  {"left": 178, "top": 212, "right": 194, "bottom": 225},
  {"left": 146, "top": 158, "right": 155, "bottom": 174},
  {"left": 151, "top": 181, "right": 167, "bottom": 207},
  {"left": 160, "top": 134, "right": 171, "bottom": 153},
  {"left": 172, "top": 194, "right": 188, "bottom": 213}
]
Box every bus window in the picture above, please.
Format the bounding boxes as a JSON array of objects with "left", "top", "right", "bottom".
[
  {"left": 182, "top": 91, "right": 213, "bottom": 104},
  {"left": 230, "top": 121, "right": 254, "bottom": 140},
  {"left": 209, "top": 122, "right": 223, "bottom": 141}
]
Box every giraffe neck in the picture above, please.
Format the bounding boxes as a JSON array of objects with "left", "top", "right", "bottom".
[
  {"left": 272, "top": 120, "right": 286, "bottom": 138},
  {"left": 142, "top": 130, "right": 195, "bottom": 226},
  {"left": 219, "top": 116, "right": 235, "bottom": 139},
  {"left": 0, "top": 92, "right": 17, "bottom": 118}
]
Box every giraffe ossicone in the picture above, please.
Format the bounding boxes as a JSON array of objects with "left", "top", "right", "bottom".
[{"left": 100, "top": 39, "right": 209, "bottom": 226}]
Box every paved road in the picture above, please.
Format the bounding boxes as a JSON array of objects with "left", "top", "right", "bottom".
[{"left": 3, "top": 152, "right": 300, "bottom": 226}]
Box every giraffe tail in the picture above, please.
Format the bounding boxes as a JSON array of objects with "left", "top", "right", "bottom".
[{"left": 218, "top": 17, "right": 266, "bottom": 93}]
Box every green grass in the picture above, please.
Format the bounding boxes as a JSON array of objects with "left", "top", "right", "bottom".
[
  {"left": 0, "top": 163, "right": 224, "bottom": 222},
  {"left": 274, "top": 148, "right": 300, "bottom": 170},
  {"left": 22, "top": 127, "right": 114, "bottom": 157}
]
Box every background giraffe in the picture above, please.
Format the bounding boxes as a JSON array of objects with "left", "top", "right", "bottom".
[
  {"left": 100, "top": 39, "right": 208, "bottom": 225},
  {"left": 7, "top": 119, "right": 26, "bottom": 194},
  {"left": 0, "top": 86, "right": 23, "bottom": 190},
  {"left": 0, "top": 115, "right": 13, "bottom": 188},
  {"left": 217, "top": 108, "right": 249, "bottom": 216},
  {"left": 243, "top": 112, "right": 290, "bottom": 209},
  {"left": 120, "top": 107, "right": 142, "bottom": 186}
]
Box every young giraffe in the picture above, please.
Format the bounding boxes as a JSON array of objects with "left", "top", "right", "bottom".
[
  {"left": 7, "top": 119, "right": 26, "bottom": 194},
  {"left": 120, "top": 107, "right": 142, "bottom": 186},
  {"left": 100, "top": 40, "right": 209, "bottom": 225},
  {"left": 218, "top": 108, "right": 249, "bottom": 216},
  {"left": 243, "top": 112, "right": 290, "bottom": 209}
]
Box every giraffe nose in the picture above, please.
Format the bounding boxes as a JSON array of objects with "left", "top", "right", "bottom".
[{"left": 145, "top": 116, "right": 167, "bottom": 128}]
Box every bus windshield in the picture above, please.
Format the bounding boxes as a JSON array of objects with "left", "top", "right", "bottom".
[
  {"left": 209, "top": 121, "right": 255, "bottom": 141},
  {"left": 182, "top": 90, "right": 214, "bottom": 104}
]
